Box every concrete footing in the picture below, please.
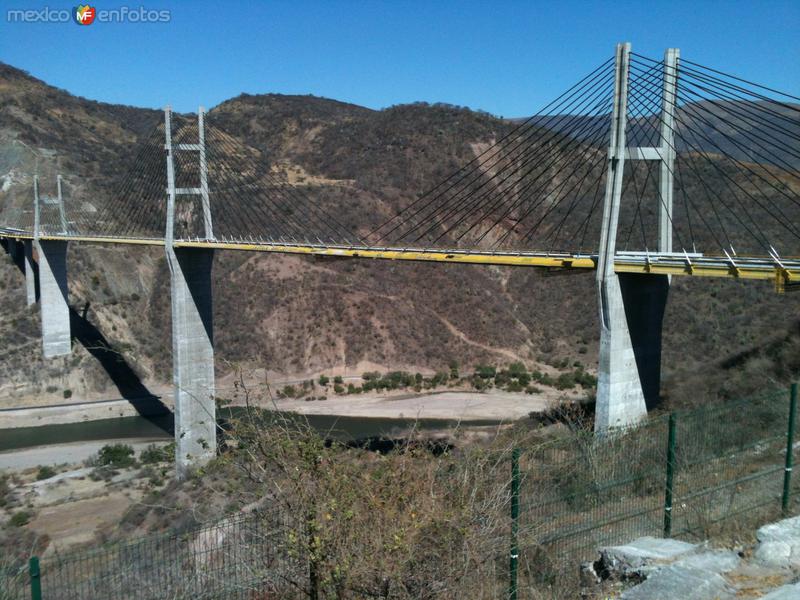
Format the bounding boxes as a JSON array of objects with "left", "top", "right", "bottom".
[
  {"left": 167, "top": 247, "right": 216, "bottom": 478},
  {"left": 596, "top": 273, "right": 669, "bottom": 431},
  {"left": 23, "top": 240, "right": 38, "bottom": 306},
  {"left": 37, "top": 240, "right": 71, "bottom": 358}
]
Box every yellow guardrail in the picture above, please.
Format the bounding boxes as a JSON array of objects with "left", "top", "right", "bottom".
[{"left": 3, "top": 232, "right": 799, "bottom": 289}]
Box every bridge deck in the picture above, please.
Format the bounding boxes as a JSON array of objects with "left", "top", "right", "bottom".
[{"left": 2, "top": 231, "right": 797, "bottom": 288}]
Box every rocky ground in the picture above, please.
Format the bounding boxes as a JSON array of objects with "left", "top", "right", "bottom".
[
  {"left": 0, "top": 442, "right": 172, "bottom": 554},
  {"left": 584, "top": 516, "right": 800, "bottom": 599}
]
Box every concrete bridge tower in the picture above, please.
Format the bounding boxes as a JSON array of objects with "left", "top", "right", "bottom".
[
  {"left": 33, "top": 175, "right": 72, "bottom": 358},
  {"left": 595, "top": 44, "right": 679, "bottom": 430},
  {"left": 164, "top": 107, "right": 217, "bottom": 478}
]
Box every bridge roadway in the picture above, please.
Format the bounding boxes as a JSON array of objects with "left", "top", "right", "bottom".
[{"left": 1, "top": 229, "right": 798, "bottom": 288}]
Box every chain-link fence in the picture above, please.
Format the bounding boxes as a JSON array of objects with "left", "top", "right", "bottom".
[
  {"left": 511, "top": 385, "right": 799, "bottom": 596},
  {"left": 5, "top": 385, "right": 798, "bottom": 600}
]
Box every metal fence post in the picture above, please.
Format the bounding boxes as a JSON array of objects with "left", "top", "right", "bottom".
[
  {"left": 509, "top": 448, "right": 520, "bottom": 600},
  {"left": 29, "top": 556, "right": 41, "bottom": 600},
  {"left": 663, "top": 413, "right": 677, "bottom": 537},
  {"left": 782, "top": 383, "right": 798, "bottom": 516}
]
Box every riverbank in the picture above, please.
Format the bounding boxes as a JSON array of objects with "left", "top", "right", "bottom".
[
  {"left": 0, "top": 385, "right": 571, "bottom": 429},
  {"left": 270, "top": 389, "right": 561, "bottom": 420},
  {"left": 0, "top": 396, "right": 172, "bottom": 429},
  {"left": 0, "top": 437, "right": 169, "bottom": 470}
]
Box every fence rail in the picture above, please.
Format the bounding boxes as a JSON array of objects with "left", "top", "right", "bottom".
[{"left": 4, "top": 384, "right": 798, "bottom": 599}]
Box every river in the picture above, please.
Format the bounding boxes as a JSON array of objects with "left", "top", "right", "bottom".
[{"left": 0, "top": 409, "right": 504, "bottom": 454}]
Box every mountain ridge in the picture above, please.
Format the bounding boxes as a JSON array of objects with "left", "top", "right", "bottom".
[{"left": 0, "top": 61, "right": 797, "bottom": 412}]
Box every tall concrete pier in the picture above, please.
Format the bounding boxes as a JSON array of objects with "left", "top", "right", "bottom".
[
  {"left": 164, "top": 106, "right": 217, "bottom": 477},
  {"left": 23, "top": 240, "right": 37, "bottom": 306},
  {"left": 596, "top": 274, "right": 669, "bottom": 429},
  {"left": 32, "top": 175, "right": 71, "bottom": 357},
  {"left": 167, "top": 247, "right": 216, "bottom": 477},
  {"left": 37, "top": 240, "right": 71, "bottom": 358}
]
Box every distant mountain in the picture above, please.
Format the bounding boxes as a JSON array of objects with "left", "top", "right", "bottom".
[{"left": 521, "top": 99, "right": 800, "bottom": 170}]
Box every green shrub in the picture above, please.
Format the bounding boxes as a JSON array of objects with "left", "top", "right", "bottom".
[
  {"left": 8, "top": 511, "right": 32, "bottom": 527},
  {"left": 471, "top": 375, "right": 488, "bottom": 391},
  {"left": 97, "top": 444, "right": 136, "bottom": 468},
  {"left": 573, "top": 369, "right": 597, "bottom": 388},
  {"left": 555, "top": 373, "right": 576, "bottom": 390},
  {"left": 508, "top": 362, "right": 528, "bottom": 378},
  {"left": 474, "top": 365, "right": 496, "bottom": 379},
  {"left": 448, "top": 360, "right": 460, "bottom": 379},
  {"left": 333, "top": 375, "right": 344, "bottom": 385},
  {"left": 534, "top": 372, "right": 555, "bottom": 387},
  {"left": 506, "top": 381, "right": 524, "bottom": 393},
  {"left": 333, "top": 383, "right": 345, "bottom": 394},
  {"left": 140, "top": 444, "right": 170, "bottom": 464},
  {"left": 318, "top": 375, "right": 330, "bottom": 386},
  {"left": 429, "top": 372, "right": 449, "bottom": 387},
  {"left": 35, "top": 466, "right": 56, "bottom": 481},
  {"left": 63, "top": 389, "right": 73, "bottom": 399}
]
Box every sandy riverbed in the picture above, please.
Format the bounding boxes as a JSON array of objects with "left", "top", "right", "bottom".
[{"left": 270, "top": 389, "right": 566, "bottom": 420}]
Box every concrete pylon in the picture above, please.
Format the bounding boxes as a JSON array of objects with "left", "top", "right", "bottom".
[
  {"left": 37, "top": 240, "right": 71, "bottom": 358},
  {"left": 164, "top": 106, "right": 217, "bottom": 477},
  {"left": 595, "top": 43, "right": 674, "bottom": 430},
  {"left": 23, "top": 240, "right": 38, "bottom": 306},
  {"left": 167, "top": 247, "right": 216, "bottom": 478}
]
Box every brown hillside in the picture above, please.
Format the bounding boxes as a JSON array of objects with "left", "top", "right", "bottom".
[{"left": 0, "top": 62, "right": 798, "bottom": 409}]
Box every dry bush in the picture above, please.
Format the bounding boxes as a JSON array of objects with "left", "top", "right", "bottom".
[{"left": 212, "top": 372, "right": 525, "bottom": 599}]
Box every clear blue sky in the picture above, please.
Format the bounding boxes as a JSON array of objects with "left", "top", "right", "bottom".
[{"left": 1, "top": 0, "right": 798, "bottom": 116}]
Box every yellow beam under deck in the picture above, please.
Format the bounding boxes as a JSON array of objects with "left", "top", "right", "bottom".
[{"left": 3, "top": 233, "right": 799, "bottom": 285}]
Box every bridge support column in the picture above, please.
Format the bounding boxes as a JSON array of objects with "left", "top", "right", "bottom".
[
  {"left": 23, "top": 240, "right": 38, "bottom": 306},
  {"left": 3, "top": 238, "right": 17, "bottom": 260},
  {"left": 595, "top": 43, "right": 678, "bottom": 430},
  {"left": 596, "top": 42, "right": 651, "bottom": 431},
  {"left": 167, "top": 247, "right": 216, "bottom": 478},
  {"left": 5, "top": 239, "right": 22, "bottom": 271},
  {"left": 37, "top": 240, "right": 71, "bottom": 358},
  {"left": 596, "top": 274, "right": 668, "bottom": 429}
]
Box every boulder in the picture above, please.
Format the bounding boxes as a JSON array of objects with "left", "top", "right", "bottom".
[
  {"left": 620, "top": 565, "right": 735, "bottom": 600},
  {"left": 754, "top": 516, "right": 800, "bottom": 569},
  {"left": 596, "top": 536, "right": 698, "bottom": 579},
  {"left": 759, "top": 582, "right": 800, "bottom": 599},
  {"left": 672, "top": 550, "right": 741, "bottom": 574}
]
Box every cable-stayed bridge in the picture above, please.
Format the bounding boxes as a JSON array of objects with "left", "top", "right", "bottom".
[{"left": 1, "top": 44, "right": 799, "bottom": 475}]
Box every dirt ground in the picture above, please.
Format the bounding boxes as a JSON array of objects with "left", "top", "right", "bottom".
[
  {"left": 269, "top": 389, "right": 571, "bottom": 420},
  {"left": 30, "top": 492, "right": 135, "bottom": 551}
]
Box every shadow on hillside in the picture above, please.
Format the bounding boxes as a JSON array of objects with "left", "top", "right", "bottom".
[
  {"left": 337, "top": 437, "right": 454, "bottom": 455},
  {"left": 70, "top": 301, "right": 173, "bottom": 434},
  {"left": 4, "top": 238, "right": 39, "bottom": 300}
]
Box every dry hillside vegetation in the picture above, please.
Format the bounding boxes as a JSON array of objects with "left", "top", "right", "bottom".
[{"left": 0, "top": 62, "right": 797, "bottom": 408}]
